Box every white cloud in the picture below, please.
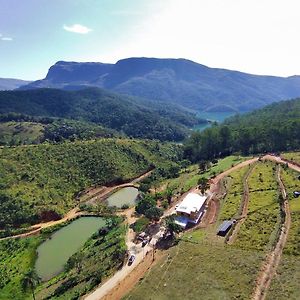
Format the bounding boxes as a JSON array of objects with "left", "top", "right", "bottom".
[
  {"left": 63, "top": 24, "right": 92, "bottom": 34},
  {"left": 1, "top": 37, "right": 13, "bottom": 41}
]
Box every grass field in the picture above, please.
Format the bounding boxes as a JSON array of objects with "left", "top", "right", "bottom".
[
  {"left": 281, "top": 151, "right": 300, "bottom": 165},
  {"left": 267, "top": 167, "right": 300, "bottom": 300},
  {"left": 158, "top": 155, "right": 248, "bottom": 196},
  {"left": 218, "top": 165, "right": 250, "bottom": 221},
  {"left": 234, "top": 162, "right": 280, "bottom": 251},
  {"left": 125, "top": 231, "right": 264, "bottom": 300},
  {"left": 0, "top": 121, "right": 44, "bottom": 145}
]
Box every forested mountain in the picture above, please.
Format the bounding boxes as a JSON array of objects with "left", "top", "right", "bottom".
[
  {"left": 21, "top": 58, "right": 300, "bottom": 111},
  {"left": 0, "top": 139, "right": 182, "bottom": 229},
  {"left": 184, "top": 98, "right": 300, "bottom": 161},
  {"left": 0, "top": 78, "right": 31, "bottom": 90},
  {"left": 0, "top": 87, "right": 199, "bottom": 141}
]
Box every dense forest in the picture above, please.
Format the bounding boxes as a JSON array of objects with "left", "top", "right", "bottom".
[
  {"left": 0, "top": 138, "right": 183, "bottom": 229},
  {"left": 184, "top": 98, "right": 300, "bottom": 161},
  {"left": 0, "top": 88, "right": 200, "bottom": 141}
]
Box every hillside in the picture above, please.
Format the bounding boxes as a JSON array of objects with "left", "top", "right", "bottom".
[
  {"left": 0, "top": 114, "right": 119, "bottom": 146},
  {"left": 0, "top": 139, "right": 182, "bottom": 229},
  {"left": 184, "top": 98, "right": 300, "bottom": 161},
  {"left": 0, "top": 88, "right": 199, "bottom": 141},
  {"left": 21, "top": 58, "right": 300, "bottom": 111},
  {"left": 0, "top": 78, "right": 31, "bottom": 90}
]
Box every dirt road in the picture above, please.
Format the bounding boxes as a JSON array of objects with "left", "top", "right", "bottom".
[
  {"left": 251, "top": 165, "right": 291, "bottom": 300},
  {"left": 0, "top": 170, "right": 152, "bottom": 241},
  {"left": 227, "top": 163, "right": 255, "bottom": 244}
]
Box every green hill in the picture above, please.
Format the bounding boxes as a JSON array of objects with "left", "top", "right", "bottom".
[
  {"left": 0, "top": 139, "right": 182, "bottom": 229},
  {"left": 185, "top": 98, "right": 300, "bottom": 161},
  {"left": 0, "top": 87, "right": 199, "bottom": 141}
]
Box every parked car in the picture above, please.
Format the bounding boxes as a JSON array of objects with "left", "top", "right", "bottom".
[
  {"left": 128, "top": 254, "right": 136, "bottom": 265},
  {"left": 142, "top": 239, "right": 148, "bottom": 247}
]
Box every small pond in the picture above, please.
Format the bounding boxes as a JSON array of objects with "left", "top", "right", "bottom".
[
  {"left": 106, "top": 186, "right": 139, "bottom": 208},
  {"left": 35, "top": 216, "right": 105, "bottom": 281}
]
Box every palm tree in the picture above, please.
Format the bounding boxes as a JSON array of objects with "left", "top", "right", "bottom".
[
  {"left": 22, "top": 269, "right": 40, "bottom": 300},
  {"left": 198, "top": 177, "right": 209, "bottom": 195},
  {"left": 164, "top": 215, "right": 182, "bottom": 238}
]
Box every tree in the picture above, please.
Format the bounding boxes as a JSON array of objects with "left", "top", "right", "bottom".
[
  {"left": 22, "top": 269, "right": 40, "bottom": 300},
  {"left": 145, "top": 207, "right": 163, "bottom": 222},
  {"left": 135, "top": 194, "right": 156, "bottom": 215},
  {"left": 164, "top": 215, "right": 182, "bottom": 238},
  {"left": 198, "top": 177, "right": 209, "bottom": 195}
]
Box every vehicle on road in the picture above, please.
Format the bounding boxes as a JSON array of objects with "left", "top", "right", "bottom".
[{"left": 128, "top": 254, "right": 135, "bottom": 265}]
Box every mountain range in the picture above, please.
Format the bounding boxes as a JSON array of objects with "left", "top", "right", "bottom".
[{"left": 20, "top": 57, "right": 300, "bottom": 111}]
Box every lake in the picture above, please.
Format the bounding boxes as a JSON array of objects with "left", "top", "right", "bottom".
[
  {"left": 106, "top": 186, "right": 139, "bottom": 208},
  {"left": 35, "top": 217, "right": 106, "bottom": 281},
  {"left": 194, "top": 111, "right": 237, "bottom": 131}
]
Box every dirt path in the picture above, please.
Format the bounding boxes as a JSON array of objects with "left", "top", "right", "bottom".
[
  {"left": 0, "top": 170, "right": 152, "bottom": 241},
  {"left": 227, "top": 163, "right": 255, "bottom": 244},
  {"left": 251, "top": 165, "right": 291, "bottom": 300}
]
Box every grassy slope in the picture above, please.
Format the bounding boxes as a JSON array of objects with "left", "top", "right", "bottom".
[
  {"left": 0, "top": 217, "right": 126, "bottom": 300},
  {"left": 0, "top": 139, "right": 182, "bottom": 228},
  {"left": 0, "top": 121, "right": 44, "bottom": 145},
  {"left": 0, "top": 237, "right": 41, "bottom": 300},
  {"left": 267, "top": 168, "right": 300, "bottom": 300},
  {"left": 234, "top": 161, "right": 280, "bottom": 251},
  {"left": 281, "top": 151, "right": 300, "bottom": 165},
  {"left": 158, "top": 155, "right": 247, "bottom": 195},
  {"left": 126, "top": 229, "right": 263, "bottom": 300},
  {"left": 218, "top": 165, "right": 249, "bottom": 221}
]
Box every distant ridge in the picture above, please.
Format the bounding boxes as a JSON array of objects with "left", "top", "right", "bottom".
[
  {"left": 20, "top": 57, "right": 300, "bottom": 111},
  {"left": 0, "top": 78, "right": 32, "bottom": 90}
]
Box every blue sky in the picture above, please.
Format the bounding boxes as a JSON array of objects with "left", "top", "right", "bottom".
[{"left": 1, "top": 0, "right": 300, "bottom": 80}]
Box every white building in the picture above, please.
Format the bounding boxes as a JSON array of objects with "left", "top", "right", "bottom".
[{"left": 175, "top": 192, "right": 207, "bottom": 229}]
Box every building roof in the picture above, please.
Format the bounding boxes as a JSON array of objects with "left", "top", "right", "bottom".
[
  {"left": 217, "top": 220, "right": 233, "bottom": 233},
  {"left": 176, "top": 193, "right": 207, "bottom": 215},
  {"left": 174, "top": 216, "right": 189, "bottom": 228}
]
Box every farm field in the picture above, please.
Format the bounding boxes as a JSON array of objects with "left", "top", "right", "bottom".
[
  {"left": 267, "top": 168, "right": 300, "bottom": 300},
  {"left": 234, "top": 162, "right": 280, "bottom": 252},
  {"left": 158, "top": 155, "right": 248, "bottom": 195},
  {"left": 281, "top": 151, "right": 300, "bottom": 165},
  {"left": 218, "top": 165, "right": 250, "bottom": 221}
]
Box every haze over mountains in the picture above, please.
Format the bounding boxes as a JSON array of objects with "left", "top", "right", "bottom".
[
  {"left": 20, "top": 57, "right": 300, "bottom": 112},
  {"left": 0, "top": 78, "right": 31, "bottom": 90}
]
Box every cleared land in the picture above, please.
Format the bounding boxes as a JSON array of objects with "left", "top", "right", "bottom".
[
  {"left": 234, "top": 162, "right": 280, "bottom": 252},
  {"left": 267, "top": 167, "right": 300, "bottom": 300}
]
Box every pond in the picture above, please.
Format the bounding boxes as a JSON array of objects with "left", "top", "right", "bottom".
[
  {"left": 35, "top": 216, "right": 105, "bottom": 281},
  {"left": 194, "top": 111, "right": 237, "bottom": 131},
  {"left": 106, "top": 186, "right": 139, "bottom": 208}
]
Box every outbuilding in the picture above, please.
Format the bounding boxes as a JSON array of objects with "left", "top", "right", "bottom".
[{"left": 217, "top": 220, "right": 234, "bottom": 237}]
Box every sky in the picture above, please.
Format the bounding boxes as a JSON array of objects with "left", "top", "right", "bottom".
[{"left": 1, "top": 0, "right": 300, "bottom": 80}]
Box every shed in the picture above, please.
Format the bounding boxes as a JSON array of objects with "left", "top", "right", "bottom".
[
  {"left": 293, "top": 191, "right": 300, "bottom": 198},
  {"left": 217, "top": 220, "right": 233, "bottom": 237}
]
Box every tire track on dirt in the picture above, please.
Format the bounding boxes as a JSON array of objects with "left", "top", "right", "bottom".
[
  {"left": 251, "top": 165, "right": 291, "bottom": 300},
  {"left": 226, "top": 163, "right": 256, "bottom": 244}
]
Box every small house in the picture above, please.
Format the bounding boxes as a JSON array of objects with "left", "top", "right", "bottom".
[{"left": 174, "top": 193, "right": 207, "bottom": 229}]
